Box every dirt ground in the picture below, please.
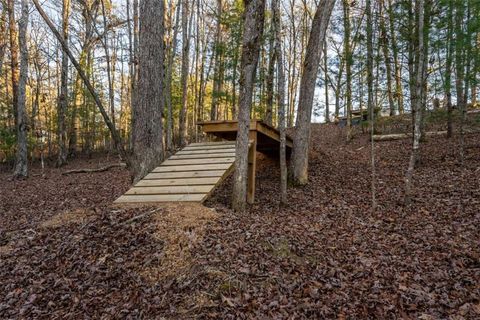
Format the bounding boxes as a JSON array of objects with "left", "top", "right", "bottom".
[{"left": 1, "top": 125, "right": 479, "bottom": 319}]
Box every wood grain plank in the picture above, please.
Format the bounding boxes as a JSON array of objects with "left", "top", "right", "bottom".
[
  {"left": 175, "top": 148, "right": 236, "bottom": 155},
  {"left": 169, "top": 153, "right": 236, "bottom": 159},
  {"left": 143, "top": 170, "right": 226, "bottom": 179},
  {"left": 189, "top": 141, "right": 236, "bottom": 146},
  {"left": 135, "top": 177, "right": 221, "bottom": 186},
  {"left": 162, "top": 158, "right": 234, "bottom": 166},
  {"left": 152, "top": 163, "right": 232, "bottom": 172},
  {"left": 182, "top": 145, "right": 237, "bottom": 151},
  {"left": 114, "top": 194, "right": 206, "bottom": 203},
  {"left": 126, "top": 185, "right": 213, "bottom": 195}
]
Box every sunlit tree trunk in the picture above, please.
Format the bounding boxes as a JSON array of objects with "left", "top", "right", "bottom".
[
  {"left": 324, "top": 39, "right": 329, "bottom": 123},
  {"left": 132, "top": 0, "right": 165, "bottom": 182},
  {"left": 454, "top": 0, "right": 465, "bottom": 164},
  {"left": 7, "top": 0, "right": 19, "bottom": 127},
  {"left": 291, "top": 0, "right": 335, "bottom": 185},
  {"left": 165, "top": 0, "right": 180, "bottom": 153},
  {"left": 379, "top": 0, "right": 395, "bottom": 116},
  {"left": 13, "top": 0, "right": 29, "bottom": 179},
  {"left": 445, "top": 0, "right": 454, "bottom": 138},
  {"left": 366, "top": 0, "right": 374, "bottom": 122},
  {"left": 100, "top": 0, "right": 116, "bottom": 148},
  {"left": 211, "top": 0, "right": 223, "bottom": 121},
  {"left": 56, "top": 0, "right": 70, "bottom": 167},
  {"left": 179, "top": 0, "right": 191, "bottom": 147},
  {"left": 405, "top": 0, "right": 426, "bottom": 205},
  {"left": 343, "top": 0, "right": 352, "bottom": 141},
  {"left": 0, "top": 7, "right": 7, "bottom": 77},
  {"left": 232, "top": 0, "right": 266, "bottom": 212},
  {"left": 386, "top": 0, "right": 403, "bottom": 114},
  {"left": 273, "top": 0, "right": 287, "bottom": 204},
  {"left": 264, "top": 13, "right": 276, "bottom": 126}
]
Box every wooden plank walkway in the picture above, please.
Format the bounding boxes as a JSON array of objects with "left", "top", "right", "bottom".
[{"left": 114, "top": 141, "right": 236, "bottom": 204}]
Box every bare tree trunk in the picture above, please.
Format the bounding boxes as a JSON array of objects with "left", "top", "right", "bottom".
[
  {"left": 405, "top": 0, "right": 426, "bottom": 205},
  {"left": 291, "top": 0, "right": 335, "bottom": 185},
  {"left": 232, "top": 0, "right": 266, "bottom": 212},
  {"left": 273, "top": 0, "right": 287, "bottom": 204},
  {"left": 366, "top": 0, "right": 374, "bottom": 122},
  {"left": 0, "top": 7, "right": 7, "bottom": 77},
  {"left": 131, "top": 0, "right": 165, "bottom": 182},
  {"left": 13, "top": 0, "right": 28, "bottom": 179},
  {"left": 100, "top": 0, "right": 116, "bottom": 146},
  {"left": 264, "top": 14, "right": 276, "bottom": 126},
  {"left": 126, "top": 0, "right": 134, "bottom": 109},
  {"left": 454, "top": 1, "right": 465, "bottom": 164},
  {"left": 56, "top": 0, "right": 70, "bottom": 167},
  {"left": 7, "top": 0, "right": 19, "bottom": 127},
  {"left": 211, "top": 0, "right": 223, "bottom": 121},
  {"left": 379, "top": 0, "right": 395, "bottom": 116},
  {"left": 445, "top": 0, "right": 454, "bottom": 138},
  {"left": 179, "top": 0, "right": 190, "bottom": 147},
  {"left": 231, "top": 44, "right": 240, "bottom": 119},
  {"left": 343, "top": 0, "right": 352, "bottom": 141},
  {"left": 386, "top": 0, "right": 403, "bottom": 114},
  {"left": 324, "top": 39, "right": 329, "bottom": 123},
  {"left": 165, "top": 0, "right": 180, "bottom": 153}
]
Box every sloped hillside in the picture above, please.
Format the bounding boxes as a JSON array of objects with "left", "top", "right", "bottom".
[{"left": 1, "top": 124, "right": 479, "bottom": 318}]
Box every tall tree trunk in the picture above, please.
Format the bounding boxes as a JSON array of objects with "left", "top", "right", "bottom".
[
  {"left": 165, "top": 0, "right": 180, "bottom": 153},
  {"left": 445, "top": 0, "right": 454, "bottom": 138},
  {"left": 179, "top": 0, "right": 190, "bottom": 147},
  {"left": 386, "top": 0, "right": 403, "bottom": 114},
  {"left": 366, "top": 0, "right": 374, "bottom": 123},
  {"left": 56, "top": 0, "right": 70, "bottom": 167},
  {"left": 100, "top": 0, "right": 116, "bottom": 147},
  {"left": 324, "top": 39, "right": 329, "bottom": 123},
  {"left": 211, "top": 0, "right": 223, "bottom": 121},
  {"left": 131, "top": 0, "right": 165, "bottom": 182},
  {"left": 379, "top": 0, "right": 395, "bottom": 116},
  {"left": 291, "top": 0, "right": 335, "bottom": 185},
  {"left": 0, "top": 7, "right": 7, "bottom": 77},
  {"left": 418, "top": 0, "right": 431, "bottom": 142},
  {"left": 407, "top": 1, "right": 417, "bottom": 124},
  {"left": 404, "top": 0, "right": 426, "bottom": 205},
  {"left": 13, "top": 0, "right": 28, "bottom": 179},
  {"left": 7, "top": 0, "right": 19, "bottom": 127},
  {"left": 264, "top": 13, "right": 276, "bottom": 126},
  {"left": 231, "top": 44, "right": 240, "bottom": 119},
  {"left": 232, "top": 0, "right": 266, "bottom": 212},
  {"left": 343, "top": 0, "right": 352, "bottom": 141},
  {"left": 454, "top": 0, "right": 465, "bottom": 164},
  {"left": 462, "top": 0, "right": 474, "bottom": 166},
  {"left": 273, "top": 0, "right": 287, "bottom": 204}
]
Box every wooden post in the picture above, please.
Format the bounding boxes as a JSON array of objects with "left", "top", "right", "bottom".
[{"left": 247, "top": 130, "right": 257, "bottom": 203}]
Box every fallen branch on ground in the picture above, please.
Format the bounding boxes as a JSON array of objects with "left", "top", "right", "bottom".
[
  {"left": 373, "top": 129, "right": 480, "bottom": 141},
  {"left": 62, "top": 163, "right": 126, "bottom": 175},
  {"left": 373, "top": 131, "right": 448, "bottom": 141}
]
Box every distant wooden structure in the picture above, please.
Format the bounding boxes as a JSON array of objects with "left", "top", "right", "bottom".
[{"left": 115, "top": 120, "right": 292, "bottom": 204}]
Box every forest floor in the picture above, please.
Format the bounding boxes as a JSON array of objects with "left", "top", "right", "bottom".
[{"left": 1, "top": 124, "right": 479, "bottom": 319}]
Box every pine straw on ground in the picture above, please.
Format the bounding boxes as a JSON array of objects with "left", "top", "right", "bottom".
[{"left": 0, "top": 125, "right": 479, "bottom": 319}]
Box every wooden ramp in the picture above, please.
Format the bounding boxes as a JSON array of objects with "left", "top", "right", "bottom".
[{"left": 114, "top": 141, "right": 236, "bottom": 204}]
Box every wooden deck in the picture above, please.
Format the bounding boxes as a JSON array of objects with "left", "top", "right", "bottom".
[
  {"left": 198, "top": 120, "right": 293, "bottom": 152},
  {"left": 114, "top": 141, "right": 236, "bottom": 204},
  {"left": 198, "top": 120, "right": 292, "bottom": 203}
]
